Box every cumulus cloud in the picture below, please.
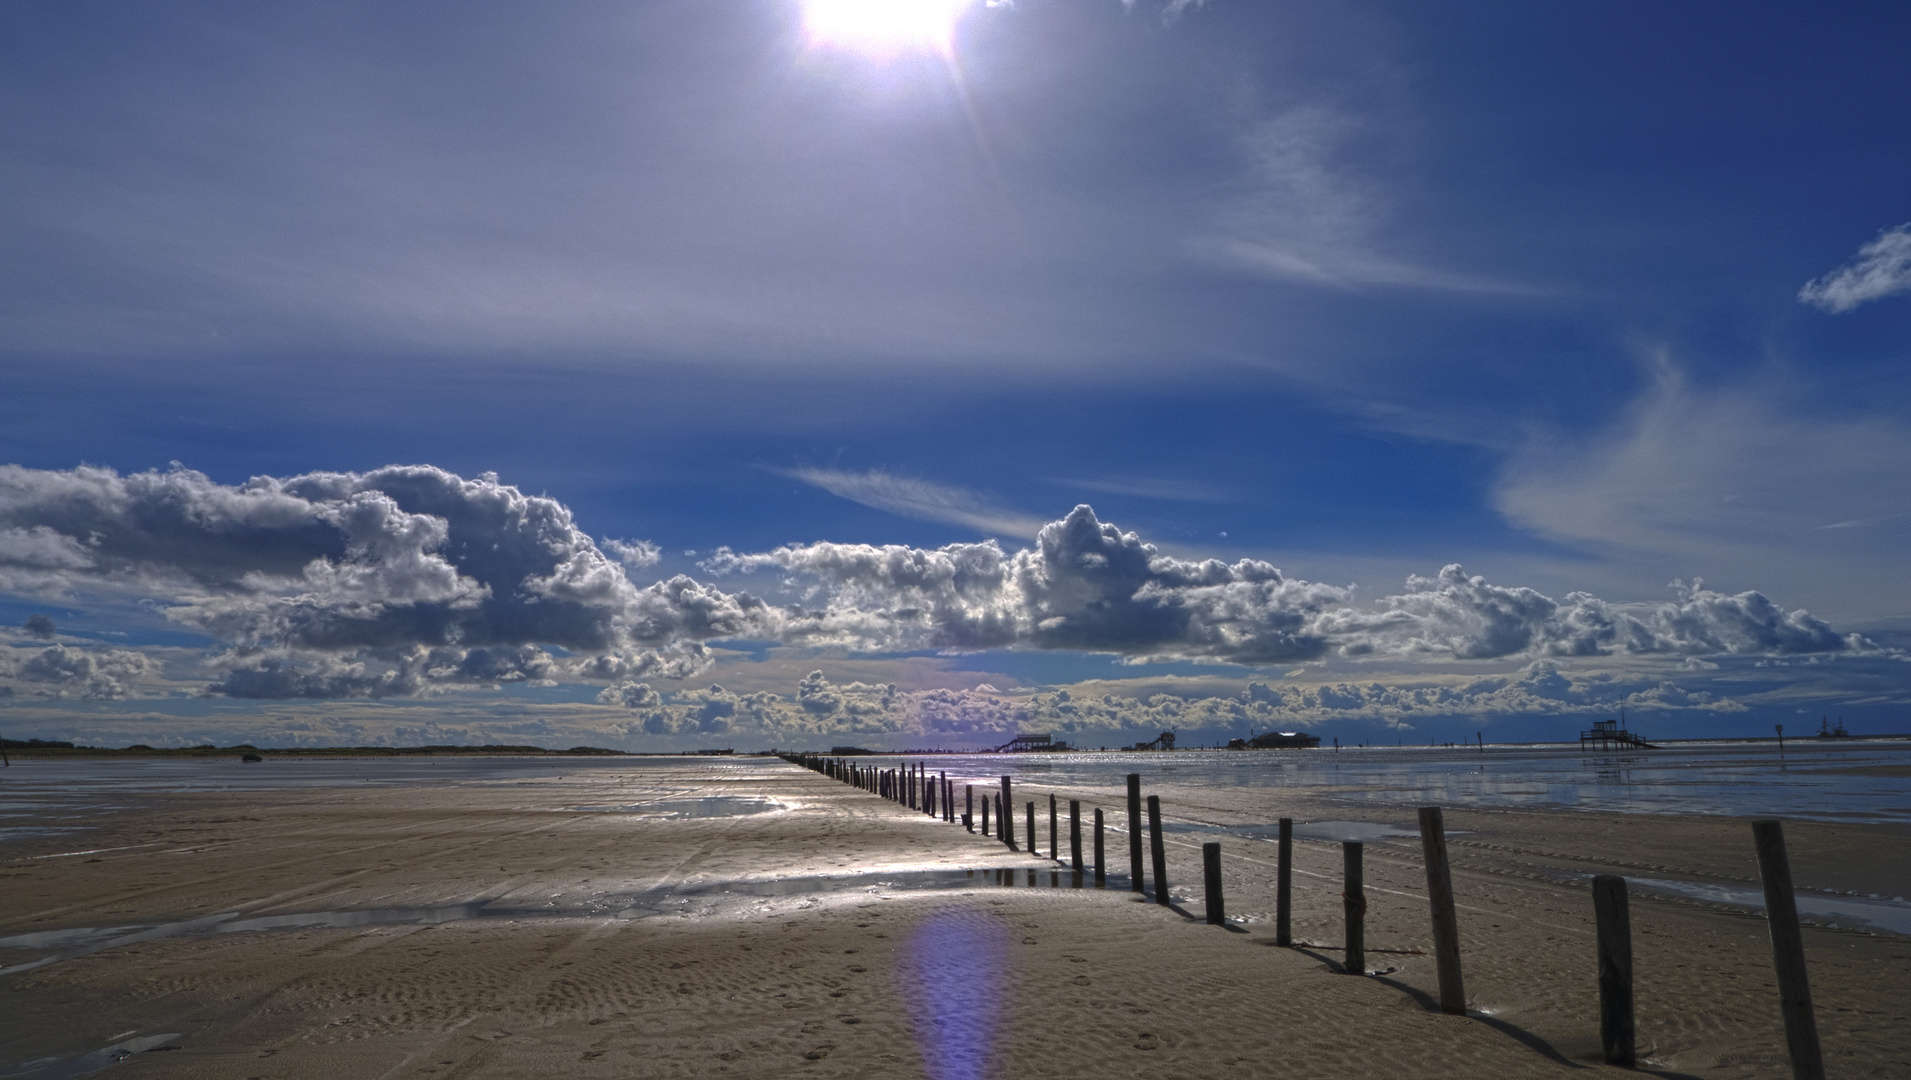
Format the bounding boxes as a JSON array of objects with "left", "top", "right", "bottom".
[
  {"left": 0, "top": 464, "right": 773, "bottom": 699},
  {"left": 22, "top": 613, "right": 56, "bottom": 640},
  {"left": 591, "top": 664, "right": 1744, "bottom": 743},
  {"left": 707, "top": 504, "right": 1862, "bottom": 665},
  {"left": 602, "top": 538, "right": 661, "bottom": 572},
  {"left": 1, "top": 643, "right": 158, "bottom": 699},
  {"left": 1799, "top": 224, "right": 1911, "bottom": 313},
  {"left": 0, "top": 466, "right": 1868, "bottom": 703}
]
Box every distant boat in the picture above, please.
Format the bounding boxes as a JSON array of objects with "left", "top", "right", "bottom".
[{"left": 1817, "top": 716, "right": 1850, "bottom": 739}]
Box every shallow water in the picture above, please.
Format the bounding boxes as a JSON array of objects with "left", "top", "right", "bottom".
[
  {"left": 1627, "top": 877, "right": 1911, "bottom": 936},
  {"left": 0, "top": 1033, "right": 182, "bottom": 1079},
  {"left": 564, "top": 796, "right": 784, "bottom": 817},
  {"left": 876, "top": 741, "right": 1911, "bottom": 824},
  {"left": 0, "top": 866, "right": 1142, "bottom": 975}
]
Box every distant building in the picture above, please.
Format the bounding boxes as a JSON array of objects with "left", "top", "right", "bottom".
[
  {"left": 990, "top": 733, "right": 1057, "bottom": 753},
  {"left": 1244, "top": 731, "right": 1321, "bottom": 749}
]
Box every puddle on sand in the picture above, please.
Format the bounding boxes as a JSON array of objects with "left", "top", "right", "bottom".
[
  {"left": 565, "top": 796, "right": 784, "bottom": 818},
  {"left": 1164, "top": 819, "right": 1425, "bottom": 844},
  {"left": 0, "top": 866, "right": 1135, "bottom": 975},
  {"left": 692, "top": 866, "right": 1132, "bottom": 896},
  {"left": 1, "top": 1033, "right": 181, "bottom": 1079},
  {"left": 1629, "top": 877, "right": 1911, "bottom": 936}
]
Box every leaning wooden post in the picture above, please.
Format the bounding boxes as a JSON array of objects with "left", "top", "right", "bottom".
[
  {"left": 1343, "top": 841, "right": 1366, "bottom": 975},
  {"left": 1093, "top": 808, "right": 1106, "bottom": 886},
  {"left": 1147, "top": 795, "right": 1168, "bottom": 907},
  {"left": 1069, "top": 800, "right": 1083, "bottom": 872},
  {"left": 1000, "top": 776, "right": 1015, "bottom": 849},
  {"left": 1049, "top": 794, "right": 1058, "bottom": 860},
  {"left": 1753, "top": 819, "right": 1826, "bottom": 1080},
  {"left": 1276, "top": 817, "right": 1294, "bottom": 947},
  {"left": 1203, "top": 842, "right": 1225, "bottom": 925},
  {"left": 1127, "top": 774, "right": 1144, "bottom": 893},
  {"left": 1592, "top": 874, "right": 1636, "bottom": 1068},
  {"left": 1418, "top": 806, "right": 1467, "bottom": 1014},
  {"left": 1025, "top": 801, "right": 1035, "bottom": 855}
]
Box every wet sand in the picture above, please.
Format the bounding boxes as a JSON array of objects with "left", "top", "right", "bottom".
[{"left": 1, "top": 757, "right": 1907, "bottom": 1079}]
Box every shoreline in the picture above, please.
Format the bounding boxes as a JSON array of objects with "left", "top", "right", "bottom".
[{"left": 2, "top": 758, "right": 1907, "bottom": 1077}]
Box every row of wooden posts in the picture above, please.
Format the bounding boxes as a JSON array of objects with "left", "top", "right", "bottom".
[{"left": 783, "top": 754, "right": 1826, "bottom": 1080}]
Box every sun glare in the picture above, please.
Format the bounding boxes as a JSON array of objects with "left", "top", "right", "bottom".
[{"left": 801, "top": 0, "right": 976, "bottom": 56}]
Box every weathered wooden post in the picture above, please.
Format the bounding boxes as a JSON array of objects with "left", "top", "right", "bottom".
[
  {"left": 1203, "top": 842, "right": 1225, "bottom": 925},
  {"left": 1592, "top": 874, "right": 1635, "bottom": 1068},
  {"left": 1069, "top": 800, "right": 1083, "bottom": 872},
  {"left": 1093, "top": 809, "right": 1106, "bottom": 886},
  {"left": 1147, "top": 795, "right": 1168, "bottom": 907},
  {"left": 1127, "top": 774, "right": 1144, "bottom": 893},
  {"left": 966, "top": 785, "right": 975, "bottom": 832},
  {"left": 1025, "top": 801, "right": 1035, "bottom": 854},
  {"left": 1753, "top": 819, "right": 1825, "bottom": 1080},
  {"left": 1049, "top": 794, "right": 1058, "bottom": 860},
  {"left": 1000, "top": 776, "right": 1014, "bottom": 849},
  {"left": 980, "top": 792, "right": 989, "bottom": 837},
  {"left": 1418, "top": 806, "right": 1467, "bottom": 1014},
  {"left": 943, "top": 774, "right": 952, "bottom": 822},
  {"left": 1276, "top": 817, "right": 1294, "bottom": 947},
  {"left": 1342, "top": 841, "right": 1366, "bottom": 974}
]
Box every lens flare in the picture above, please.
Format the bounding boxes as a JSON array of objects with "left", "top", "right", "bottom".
[
  {"left": 899, "top": 910, "right": 1010, "bottom": 1080},
  {"left": 801, "top": 0, "right": 976, "bottom": 56}
]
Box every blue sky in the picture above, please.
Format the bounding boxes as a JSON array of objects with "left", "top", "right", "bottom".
[{"left": 2, "top": 0, "right": 1908, "bottom": 749}]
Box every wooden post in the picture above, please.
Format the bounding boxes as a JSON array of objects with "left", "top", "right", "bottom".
[
  {"left": 1418, "top": 806, "right": 1467, "bottom": 1014},
  {"left": 1147, "top": 795, "right": 1168, "bottom": 907},
  {"left": 1203, "top": 842, "right": 1225, "bottom": 925},
  {"left": 1025, "top": 801, "right": 1035, "bottom": 855},
  {"left": 966, "top": 785, "right": 975, "bottom": 832},
  {"left": 1276, "top": 816, "right": 1293, "bottom": 947},
  {"left": 1592, "top": 874, "right": 1636, "bottom": 1068},
  {"left": 1000, "top": 776, "right": 1014, "bottom": 849},
  {"left": 980, "top": 792, "right": 989, "bottom": 837},
  {"left": 943, "top": 774, "right": 951, "bottom": 822},
  {"left": 1049, "top": 794, "right": 1058, "bottom": 860},
  {"left": 1753, "top": 819, "right": 1826, "bottom": 1080},
  {"left": 1069, "top": 800, "right": 1083, "bottom": 872},
  {"left": 1127, "top": 773, "right": 1144, "bottom": 893},
  {"left": 1342, "top": 841, "right": 1366, "bottom": 975},
  {"left": 1093, "top": 808, "right": 1106, "bottom": 886}
]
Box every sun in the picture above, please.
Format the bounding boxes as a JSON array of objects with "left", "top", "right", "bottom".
[{"left": 800, "top": 0, "right": 977, "bottom": 57}]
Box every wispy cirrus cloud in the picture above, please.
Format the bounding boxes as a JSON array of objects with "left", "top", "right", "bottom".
[
  {"left": 775, "top": 466, "right": 1048, "bottom": 538},
  {"left": 1198, "top": 106, "right": 1539, "bottom": 296},
  {"left": 1048, "top": 475, "right": 1239, "bottom": 504},
  {"left": 1799, "top": 224, "right": 1911, "bottom": 313}
]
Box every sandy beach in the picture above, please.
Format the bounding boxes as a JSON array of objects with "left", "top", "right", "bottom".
[{"left": 2, "top": 756, "right": 1907, "bottom": 1079}]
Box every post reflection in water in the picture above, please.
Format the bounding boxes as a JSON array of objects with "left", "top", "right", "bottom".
[{"left": 899, "top": 910, "right": 1011, "bottom": 1080}]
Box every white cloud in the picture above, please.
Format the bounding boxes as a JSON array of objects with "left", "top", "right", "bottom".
[
  {"left": 0, "top": 465, "right": 1872, "bottom": 702},
  {"left": 0, "top": 464, "right": 773, "bottom": 699},
  {"left": 777, "top": 467, "right": 1048, "bottom": 538},
  {"left": 708, "top": 504, "right": 1865, "bottom": 664},
  {"left": 1799, "top": 224, "right": 1911, "bottom": 313},
  {"left": 591, "top": 663, "right": 1746, "bottom": 741},
  {"left": 1495, "top": 360, "right": 1911, "bottom": 624},
  {"left": 602, "top": 538, "right": 661, "bottom": 573},
  {"left": 1198, "top": 107, "right": 1532, "bottom": 296},
  {"left": 1, "top": 643, "right": 158, "bottom": 700}
]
